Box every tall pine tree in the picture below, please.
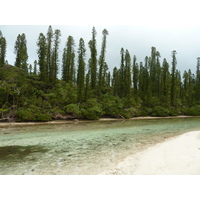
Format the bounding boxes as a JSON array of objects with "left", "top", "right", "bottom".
[
  {"left": 46, "top": 25, "right": 53, "bottom": 80},
  {"left": 62, "top": 35, "right": 75, "bottom": 84},
  {"left": 171, "top": 50, "right": 177, "bottom": 107},
  {"left": 37, "top": 33, "right": 47, "bottom": 81},
  {"left": 112, "top": 66, "right": 120, "bottom": 96},
  {"left": 195, "top": 57, "right": 200, "bottom": 102},
  {"left": 0, "top": 31, "right": 6, "bottom": 67},
  {"left": 124, "top": 49, "right": 131, "bottom": 98},
  {"left": 51, "top": 29, "right": 61, "bottom": 83},
  {"left": 98, "top": 29, "right": 109, "bottom": 95},
  {"left": 77, "top": 38, "right": 86, "bottom": 102},
  {"left": 161, "top": 58, "right": 170, "bottom": 106},
  {"left": 149, "top": 46, "right": 157, "bottom": 96},
  {"left": 119, "top": 48, "right": 125, "bottom": 97},
  {"left": 14, "top": 33, "right": 28, "bottom": 72},
  {"left": 88, "top": 27, "right": 97, "bottom": 90},
  {"left": 133, "top": 55, "right": 139, "bottom": 94},
  {"left": 155, "top": 51, "right": 161, "bottom": 98}
]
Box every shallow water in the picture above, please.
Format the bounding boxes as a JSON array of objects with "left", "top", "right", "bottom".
[{"left": 0, "top": 117, "right": 200, "bottom": 175}]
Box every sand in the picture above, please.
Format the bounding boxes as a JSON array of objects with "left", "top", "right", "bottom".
[
  {"left": 0, "top": 115, "right": 198, "bottom": 128},
  {"left": 101, "top": 131, "right": 200, "bottom": 175}
]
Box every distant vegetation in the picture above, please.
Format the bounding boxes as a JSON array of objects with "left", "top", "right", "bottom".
[{"left": 0, "top": 26, "right": 200, "bottom": 122}]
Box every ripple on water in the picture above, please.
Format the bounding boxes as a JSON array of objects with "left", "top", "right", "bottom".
[{"left": 0, "top": 117, "right": 200, "bottom": 174}]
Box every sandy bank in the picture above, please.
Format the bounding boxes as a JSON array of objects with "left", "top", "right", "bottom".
[
  {"left": 101, "top": 131, "right": 200, "bottom": 175},
  {"left": 0, "top": 115, "right": 199, "bottom": 127}
]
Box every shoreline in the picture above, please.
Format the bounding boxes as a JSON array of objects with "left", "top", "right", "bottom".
[
  {"left": 0, "top": 117, "right": 200, "bottom": 175},
  {"left": 0, "top": 115, "right": 199, "bottom": 128},
  {"left": 100, "top": 130, "right": 200, "bottom": 175}
]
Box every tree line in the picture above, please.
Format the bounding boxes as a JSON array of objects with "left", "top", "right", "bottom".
[{"left": 0, "top": 26, "right": 200, "bottom": 122}]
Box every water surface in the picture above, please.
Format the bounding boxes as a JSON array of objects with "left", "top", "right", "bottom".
[{"left": 0, "top": 117, "right": 200, "bottom": 174}]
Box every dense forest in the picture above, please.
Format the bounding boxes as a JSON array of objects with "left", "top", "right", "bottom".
[{"left": 0, "top": 26, "right": 200, "bottom": 122}]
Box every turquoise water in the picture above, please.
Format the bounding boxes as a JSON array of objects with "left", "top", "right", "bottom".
[{"left": 0, "top": 117, "right": 200, "bottom": 174}]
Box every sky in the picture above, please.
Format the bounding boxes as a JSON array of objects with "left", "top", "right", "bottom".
[{"left": 1, "top": 0, "right": 200, "bottom": 77}]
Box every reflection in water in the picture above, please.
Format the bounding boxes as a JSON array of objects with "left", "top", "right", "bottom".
[
  {"left": 0, "top": 117, "right": 200, "bottom": 175},
  {"left": 0, "top": 145, "right": 48, "bottom": 160}
]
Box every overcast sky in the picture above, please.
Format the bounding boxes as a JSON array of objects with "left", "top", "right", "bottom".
[{"left": 1, "top": 0, "right": 200, "bottom": 77}]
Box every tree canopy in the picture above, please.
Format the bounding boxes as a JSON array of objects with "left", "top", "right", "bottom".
[{"left": 0, "top": 25, "right": 200, "bottom": 122}]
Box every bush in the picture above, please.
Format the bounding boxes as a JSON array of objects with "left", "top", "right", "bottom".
[
  {"left": 64, "top": 104, "right": 81, "bottom": 118},
  {"left": 120, "top": 107, "right": 140, "bottom": 118},
  {"left": 139, "top": 107, "right": 153, "bottom": 116},
  {"left": 50, "top": 107, "right": 67, "bottom": 120},
  {"left": 118, "top": 110, "right": 132, "bottom": 119},
  {"left": 183, "top": 106, "right": 200, "bottom": 116},
  {"left": 101, "top": 94, "right": 124, "bottom": 117},
  {"left": 15, "top": 107, "right": 52, "bottom": 122},
  {"left": 77, "top": 98, "right": 103, "bottom": 120},
  {"left": 151, "top": 106, "right": 169, "bottom": 117},
  {"left": 0, "top": 108, "right": 9, "bottom": 118},
  {"left": 36, "top": 113, "right": 52, "bottom": 122},
  {"left": 168, "top": 107, "right": 180, "bottom": 116},
  {"left": 81, "top": 106, "right": 103, "bottom": 120}
]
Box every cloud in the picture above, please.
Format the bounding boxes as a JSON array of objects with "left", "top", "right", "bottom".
[{"left": 0, "top": 25, "right": 199, "bottom": 77}]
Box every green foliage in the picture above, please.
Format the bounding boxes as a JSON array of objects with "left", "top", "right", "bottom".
[
  {"left": 15, "top": 106, "right": 51, "bottom": 122},
  {"left": 98, "top": 29, "right": 109, "bottom": 95},
  {"left": 14, "top": 33, "right": 28, "bottom": 72},
  {"left": 64, "top": 104, "right": 81, "bottom": 118},
  {"left": 139, "top": 108, "right": 152, "bottom": 116},
  {"left": 101, "top": 94, "right": 140, "bottom": 119},
  {"left": 88, "top": 27, "right": 97, "bottom": 90},
  {"left": 62, "top": 35, "right": 75, "bottom": 83},
  {"left": 167, "top": 107, "right": 180, "bottom": 116},
  {"left": 37, "top": 33, "right": 48, "bottom": 82},
  {"left": 50, "top": 107, "right": 66, "bottom": 119},
  {"left": 151, "top": 106, "right": 170, "bottom": 117},
  {"left": 101, "top": 94, "right": 123, "bottom": 117},
  {"left": 0, "top": 31, "right": 6, "bottom": 68},
  {"left": 81, "top": 98, "right": 103, "bottom": 120},
  {"left": 81, "top": 106, "right": 103, "bottom": 120},
  {"left": 120, "top": 107, "right": 140, "bottom": 118},
  {"left": 0, "top": 108, "right": 9, "bottom": 118},
  {"left": 77, "top": 38, "right": 86, "bottom": 102},
  {"left": 183, "top": 106, "right": 200, "bottom": 116},
  {"left": 126, "top": 107, "right": 141, "bottom": 117}
]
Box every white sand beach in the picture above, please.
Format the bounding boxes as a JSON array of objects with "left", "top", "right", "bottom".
[{"left": 101, "top": 131, "right": 200, "bottom": 175}]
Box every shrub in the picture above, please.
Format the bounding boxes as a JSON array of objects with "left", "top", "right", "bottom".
[
  {"left": 184, "top": 106, "right": 200, "bottom": 116},
  {"left": 64, "top": 104, "right": 81, "bottom": 118},
  {"left": 35, "top": 113, "right": 52, "bottom": 122},
  {"left": 15, "top": 107, "right": 52, "bottom": 122},
  {"left": 81, "top": 106, "right": 103, "bottom": 120},
  {"left": 151, "top": 106, "right": 169, "bottom": 117},
  {"left": 0, "top": 108, "right": 9, "bottom": 118},
  {"left": 121, "top": 107, "right": 140, "bottom": 118},
  {"left": 15, "top": 108, "right": 36, "bottom": 122},
  {"left": 139, "top": 107, "right": 153, "bottom": 116},
  {"left": 101, "top": 94, "right": 124, "bottom": 117},
  {"left": 79, "top": 98, "right": 104, "bottom": 120},
  {"left": 50, "top": 107, "right": 65, "bottom": 116},
  {"left": 168, "top": 107, "right": 180, "bottom": 116}
]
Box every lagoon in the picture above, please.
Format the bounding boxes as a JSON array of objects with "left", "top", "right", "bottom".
[{"left": 0, "top": 117, "right": 200, "bottom": 175}]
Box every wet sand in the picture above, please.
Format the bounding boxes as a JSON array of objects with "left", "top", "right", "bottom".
[
  {"left": 0, "top": 115, "right": 198, "bottom": 127},
  {"left": 101, "top": 131, "right": 200, "bottom": 175}
]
